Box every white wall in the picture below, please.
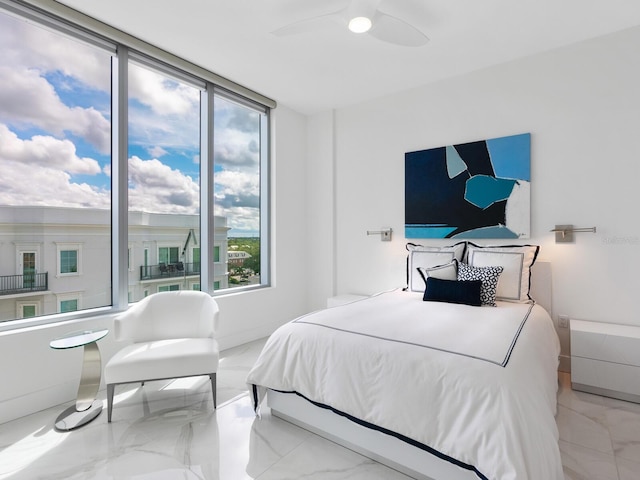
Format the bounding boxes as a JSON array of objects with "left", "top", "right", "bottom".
[
  {"left": 0, "top": 105, "right": 309, "bottom": 424},
  {"left": 307, "top": 26, "right": 640, "bottom": 369}
]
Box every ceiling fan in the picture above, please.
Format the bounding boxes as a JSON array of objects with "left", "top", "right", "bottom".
[{"left": 271, "top": 0, "right": 429, "bottom": 47}]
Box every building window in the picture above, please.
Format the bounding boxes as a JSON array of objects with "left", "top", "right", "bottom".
[
  {"left": 0, "top": 3, "right": 271, "bottom": 328},
  {"left": 60, "top": 299, "right": 78, "bottom": 313},
  {"left": 60, "top": 250, "right": 78, "bottom": 275},
  {"left": 18, "top": 303, "right": 39, "bottom": 319},
  {"left": 158, "top": 284, "right": 180, "bottom": 292},
  {"left": 127, "top": 246, "right": 133, "bottom": 271},
  {"left": 57, "top": 244, "right": 82, "bottom": 276},
  {"left": 158, "top": 247, "right": 180, "bottom": 266}
]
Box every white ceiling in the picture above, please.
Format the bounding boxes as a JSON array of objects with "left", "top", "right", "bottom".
[{"left": 55, "top": 0, "right": 640, "bottom": 115}]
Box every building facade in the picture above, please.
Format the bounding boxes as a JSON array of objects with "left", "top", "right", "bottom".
[{"left": 0, "top": 206, "right": 229, "bottom": 323}]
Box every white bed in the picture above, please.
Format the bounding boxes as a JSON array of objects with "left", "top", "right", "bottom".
[{"left": 247, "top": 260, "right": 562, "bottom": 480}]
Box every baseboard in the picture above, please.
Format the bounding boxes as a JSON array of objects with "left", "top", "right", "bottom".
[{"left": 0, "top": 382, "right": 76, "bottom": 425}]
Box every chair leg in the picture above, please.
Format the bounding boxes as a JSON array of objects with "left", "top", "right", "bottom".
[
  {"left": 210, "top": 373, "right": 217, "bottom": 409},
  {"left": 107, "top": 384, "right": 115, "bottom": 423}
]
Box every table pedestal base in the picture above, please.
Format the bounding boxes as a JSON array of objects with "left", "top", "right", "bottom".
[{"left": 54, "top": 400, "right": 102, "bottom": 431}]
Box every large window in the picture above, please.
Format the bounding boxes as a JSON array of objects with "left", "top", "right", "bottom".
[
  {"left": 0, "top": 6, "right": 112, "bottom": 323},
  {"left": 0, "top": 2, "right": 271, "bottom": 327},
  {"left": 213, "top": 96, "right": 266, "bottom": 290},
  {"left": 127, "top": 61, "right": 201, "bottom": 302}
]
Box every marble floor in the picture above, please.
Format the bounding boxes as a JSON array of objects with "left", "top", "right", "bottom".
[{"left": 1, "top": 337, "right": 639, "bottom": 480}]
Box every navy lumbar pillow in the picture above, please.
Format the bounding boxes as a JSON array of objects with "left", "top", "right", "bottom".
[{"left": 423, "top": 277, "right": 483, "bottom": 307}]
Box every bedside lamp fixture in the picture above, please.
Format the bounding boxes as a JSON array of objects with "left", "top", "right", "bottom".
[
  {"left": 551, "top": 224, "right": 597, "bottom": 243},
  {"left": 367, "top": 228, "right": 392, "bottom": 241}
]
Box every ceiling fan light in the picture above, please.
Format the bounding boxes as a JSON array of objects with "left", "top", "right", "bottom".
[{"left": 348, "top": 16, "right": 372, "bottom": 33}]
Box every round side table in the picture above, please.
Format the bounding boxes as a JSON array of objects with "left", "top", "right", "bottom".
[{"left": 50, "top": 329, "right": 109, "bottom": 431}]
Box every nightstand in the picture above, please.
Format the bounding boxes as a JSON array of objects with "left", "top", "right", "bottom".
[{"left": 570, "top": 319, "right": 640, "bottom": 403}]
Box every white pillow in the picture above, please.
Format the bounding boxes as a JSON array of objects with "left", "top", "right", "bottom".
[
  {"left": 417, "top": 260, "right": 458, "bottom": 290},
  {"left": 406, "top": 242, "right": 465, "bottom": 292},
  {"left": 466, "top": 244, "right": 539, "bottom": 302}
]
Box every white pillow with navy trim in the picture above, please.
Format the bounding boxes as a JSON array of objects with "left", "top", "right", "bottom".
[
  {"left": 466, "top": 244, "right": 539, "bottom": 302},
  {"left": 406, "top": 242, "right": 465, "bottom": 293}
]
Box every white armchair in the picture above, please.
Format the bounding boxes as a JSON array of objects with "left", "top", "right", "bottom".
[{"left": 105, "top": 290, "right": 220, "bottom": 422}]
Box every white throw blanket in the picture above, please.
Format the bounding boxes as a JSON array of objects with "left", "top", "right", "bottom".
[{"left": 247, "top": 289, "right": 562, "bottom": 480}]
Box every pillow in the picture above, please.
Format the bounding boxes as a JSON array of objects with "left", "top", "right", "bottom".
[
  {"left": 406, "top": 242, "right": 466, "bottom": 293},
  {"left": 417, "top": 260, "right": 458, "bottom": 289},
  {"left": 457, "top": 262, "right": 503, "bottom": 306},
  {"left": 466, "top": 244, "right": 540, "bottom": 302},
  {"left": 423, "top": 277, "right": 482, "bottom": 307}
]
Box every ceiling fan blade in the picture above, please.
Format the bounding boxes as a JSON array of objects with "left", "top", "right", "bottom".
[
  {"left": 271, "top": 12, "right": 344, "bottom": 37},
  {"left": 369, "top": 12, "right": 429, "bottom": 47}
]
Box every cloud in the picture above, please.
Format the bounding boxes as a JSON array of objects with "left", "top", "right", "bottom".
[
  {"left": 213, "top": 204, "right": 260, "bottom": 235},
  {"left": 0, "top": 124, "right": 101, "bottom": 175},
  {"left": 214, "top": 169, "right": 259, "bottom": 208},
  {"left": 0, "top": 13, "right": 111, "bottom": 92},
  {"left": 214, "top": 128, "right": 260, "bottom": 169},
  {"left": 128, "top": 155, "right": 200, "bottom": 214},
  {"left": 148, "top": 146, "right": 168, "bottom": 158},
  {"left": 129, "top": 64, "right": 200, "bottom": 117},
  {"left": 0, "top": 66, "right": 111, "bottom": 154},
  {"left": 0, "top": 124, "right": 109, "bottom": 208},
  {"left": 224, "top": 104, "right": 260, "bottom": 133}
]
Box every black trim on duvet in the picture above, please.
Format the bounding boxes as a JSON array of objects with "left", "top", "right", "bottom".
[
  {"left": 272, "top": 389, "right": 489, "bottom": 480},
  {"left": 294, "top": 302, "right": 535, "bottom": 368}
]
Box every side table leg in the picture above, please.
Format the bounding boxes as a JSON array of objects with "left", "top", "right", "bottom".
[
  {"left": 54, "top": 341, "right": 103, "bottom": 431},
  {"left": 76, "top": 341, "right": 101, "bottom": 411}
]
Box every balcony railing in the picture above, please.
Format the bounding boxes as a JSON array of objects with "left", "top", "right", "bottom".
[
  {"left": 140, "top": 262, "right": 200, "bottom": 281},
  {"left": 0, "top": 272, "right": 48, "bottom": 296}
]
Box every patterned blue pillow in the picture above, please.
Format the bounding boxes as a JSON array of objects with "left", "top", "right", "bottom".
[{"left": 457, "top": 262, "right": 504, "bottom": 306}]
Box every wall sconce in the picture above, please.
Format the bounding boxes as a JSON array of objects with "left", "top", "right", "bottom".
[
  {"left": 367, "top": 228, "right": 392, "bottom": 242},
  {"left": 551, "top": 224, "right": 597, "bottom": 243}
]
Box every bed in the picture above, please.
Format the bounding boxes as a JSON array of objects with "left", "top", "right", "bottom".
[{"left": 247, "top": 244, "right": 562, "bottom": 480}]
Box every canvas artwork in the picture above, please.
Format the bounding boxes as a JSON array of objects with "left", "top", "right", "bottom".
[{"left": 405, "top": 133, "right": 531, "bottom": 239}]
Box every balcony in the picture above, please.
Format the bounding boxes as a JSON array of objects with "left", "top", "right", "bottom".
[
  {"left": 140, "top": 262, "right": 200, "bottom": 281},
  {"left": 0, "top": 272, "right": 48, "bottom": 296}
]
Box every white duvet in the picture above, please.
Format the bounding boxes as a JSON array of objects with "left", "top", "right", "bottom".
[{"left": 247, "top": 289, "right": 562, "bottom": 480}]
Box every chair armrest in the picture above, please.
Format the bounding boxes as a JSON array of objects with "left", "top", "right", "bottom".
[{"left": 113, "top": 297, "right": 150, "bottom": 341}]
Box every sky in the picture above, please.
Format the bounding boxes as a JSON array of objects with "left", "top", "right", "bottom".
[{"left": 0, "top": 10, "right": 262, "bottom": 236}]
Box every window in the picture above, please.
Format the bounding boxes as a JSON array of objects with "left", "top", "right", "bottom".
[
  {"left": 128, "top": 60, "right": 201, "bottom": 303},
  {"left": 0, "top": 3, "right": 271, "bottom": 328},
  {"left": 0, "top": 6, "right": 112, "bottom": 324},
  {"left": 158, "top": 284, "right": 180, "bottom": 292},
  {"left": 213, "top": 95, "right": 268, "bottom": 291},
  {"left": 158, "top": 247, "right": 180, "bottom": 266},
  {"left": 60, "top": 299, "right": 78, "bottom": 313},
  {"left": 192, "top": 247, "right": 201, "bottom": 273},
  {"left": 18, "top": 303, "right": 39, "bottom": 319},
  {"left": 57, "top": 244, "right": 82, "bottom": 276},
  {"left": 60, "top": 250, "right": 78, "bottom": 275}
]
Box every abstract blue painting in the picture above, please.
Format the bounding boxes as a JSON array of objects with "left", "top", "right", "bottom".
[{"left": 405, "top": 133, "right": 530, "bottom": 239}]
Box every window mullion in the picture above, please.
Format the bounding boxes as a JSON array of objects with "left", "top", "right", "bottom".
[
  {"left": 200, "top": 86, "right": 214, "bottom": 293},
  {"left": 112, "top": 46, "right": 129, "bottom": 309}
]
